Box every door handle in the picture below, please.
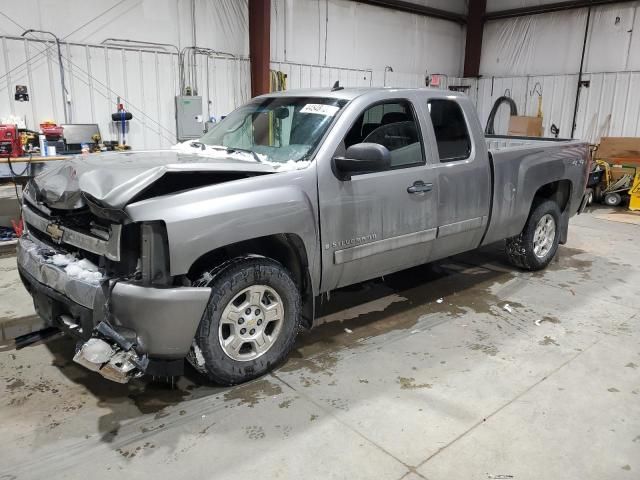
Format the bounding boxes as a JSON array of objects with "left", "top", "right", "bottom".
[{"left": 407, "top": 181, "right": 433, "bottom": 194}]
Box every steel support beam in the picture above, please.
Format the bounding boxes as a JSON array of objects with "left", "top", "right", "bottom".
[
  {"left": 249, "top": 0, "right": 271, "bottom": 97},
  {"left": 354, "top": 0, "right": 466, "bottom": 24},
  {"left": 464, "top": 0, "right": 486, "bottom": 77},
  {"left": 485, "top": 0, "right": 636, "bottom": 20}
]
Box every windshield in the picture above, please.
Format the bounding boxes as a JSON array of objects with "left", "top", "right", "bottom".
[{"left": 199, "top": 96, "right": 348, "bottom": 163}]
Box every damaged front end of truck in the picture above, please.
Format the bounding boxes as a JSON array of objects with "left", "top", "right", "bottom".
[{"left": 16, "top": 151, "right": 275, "bottom": 382}]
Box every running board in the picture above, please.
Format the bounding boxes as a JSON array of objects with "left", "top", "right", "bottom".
[{"left": 14, "top": 327, "right": 61, "bottom": 350}]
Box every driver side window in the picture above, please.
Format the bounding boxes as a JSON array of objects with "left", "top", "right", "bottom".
[{"left": 344, "top": 100, "right": 425, "bottom": 168}]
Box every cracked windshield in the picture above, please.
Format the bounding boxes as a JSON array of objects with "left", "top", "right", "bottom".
[{"left": 199, "top": 96, "right": 348, "bottom": 165}]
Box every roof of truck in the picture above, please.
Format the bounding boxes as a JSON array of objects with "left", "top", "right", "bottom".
[{"left": 260, "top": 86, "right": 466, "bottom": 101}]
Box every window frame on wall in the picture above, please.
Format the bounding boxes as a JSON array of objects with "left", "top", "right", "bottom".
[{"left": 427, "top": 98, "right": 472, "bottom": 163}]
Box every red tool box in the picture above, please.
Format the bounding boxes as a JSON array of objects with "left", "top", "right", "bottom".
[{"left": 0, "top": 124, "right": 23, "bottom": 158}]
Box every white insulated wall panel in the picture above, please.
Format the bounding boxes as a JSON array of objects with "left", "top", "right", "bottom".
[
  {"left": 471, "top": 72, "right": 640, "bottom": 142},
  {"left": 481, "top": 4, "right": 640, "bottom": 76},
  {"left": 0, "top": 37, "right": 250, "bottom": 149},
  {"left": 271, "top": 0, "right": 465, "bottom": 86}
]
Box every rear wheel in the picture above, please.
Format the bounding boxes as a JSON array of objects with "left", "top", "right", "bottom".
[
  {"left": 506, "top": 199, "right": 561, "bottom": 271},
  {"left": 189, "top": 257, "right": 301, "bottom": 385},
  {"left": 604, "top": 192, "right": 622, "bottom": 207}
]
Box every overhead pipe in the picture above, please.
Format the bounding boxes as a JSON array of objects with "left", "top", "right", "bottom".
[
  {"left": 22, "top": 29, "right": 69, "bottom": 123},
  {"left": 571, "top": 6, "right": 592, "bottom": 138},
  {"left": 101, "top": 38, "right": 180, "bottom": 54},
  {"left": 179, "top": 46, "right": 241, "bottom": 96}
]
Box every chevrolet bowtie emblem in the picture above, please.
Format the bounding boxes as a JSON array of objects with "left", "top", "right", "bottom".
[{"left": 45, "top": 223, "right": 64, "bottom": 243}]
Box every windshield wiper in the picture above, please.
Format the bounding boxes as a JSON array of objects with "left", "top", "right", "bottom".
[
  {"left": 226, "top": 147, "right": 263, "bottom": 163},
  {"left": 203, "top": 145, "right": 263, "bottom": 163}
]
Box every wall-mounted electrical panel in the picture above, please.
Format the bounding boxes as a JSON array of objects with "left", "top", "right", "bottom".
[{"left": 175, "top": 96, "right": 203, "bottom": 141}]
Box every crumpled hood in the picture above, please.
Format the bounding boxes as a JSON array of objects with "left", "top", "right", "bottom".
[{"left": 30, "top": 150, "right": 278, "bottom": 210}]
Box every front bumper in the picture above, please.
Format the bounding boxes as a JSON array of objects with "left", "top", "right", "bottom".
[{"left": 17, "top": 234, "right": 211, "bottom": 369}]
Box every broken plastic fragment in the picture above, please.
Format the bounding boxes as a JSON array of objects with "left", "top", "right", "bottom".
[
  {"left": 49, "top": 253, "right": 76, "bottom": 267},
  {"left": 503, "top": 303, "right": 513, "bottom": 313},
  {"left": 344, "top": 328, "right": 353, "bottom": 334},
  {"left": 436, "top": 298, "right": 443, "bottom": 304},
  {"left": 534, "top": 318, "right": 542, "bottom": 326}
]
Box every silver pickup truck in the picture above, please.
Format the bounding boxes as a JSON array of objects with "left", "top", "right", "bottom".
[{"left": 16, "top": 87, "right": 590, "bottom": 384}]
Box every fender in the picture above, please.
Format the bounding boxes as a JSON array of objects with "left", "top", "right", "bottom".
[{"left": 125, "top": 170, "right": 319, "bottom": 284}]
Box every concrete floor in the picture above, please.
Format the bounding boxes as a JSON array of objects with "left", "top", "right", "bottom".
[{"left": 0, "top": 207, "right": 638, "bottom": 479}]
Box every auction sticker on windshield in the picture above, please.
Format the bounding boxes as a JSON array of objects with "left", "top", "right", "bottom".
[{"left": 300, "top": 104, "right": 340, "bottom": 116}]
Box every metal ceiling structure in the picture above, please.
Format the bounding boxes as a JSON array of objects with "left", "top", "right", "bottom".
[
  {"left": 353, "top": 0, "right": 637, "bottom": 23},
  {"left": 353, "top": 0, "right": 467, "bottom": 24},
  {"left": 485, "top": 0, "right": 638, "bottom": 20}
]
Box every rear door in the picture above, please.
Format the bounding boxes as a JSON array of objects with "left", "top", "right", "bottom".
[
  {"left": 424, "top": 96, "right": 492, "bottom": 259},
  {"left": 317, "top": 95, "right": 439, "bottom": 291}
]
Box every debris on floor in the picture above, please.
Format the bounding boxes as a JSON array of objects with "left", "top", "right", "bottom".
[
  {"left": 436, "top": 298, "right": 444, "bottom": 304},
  {"left": 503, "top": 303, "right": 513, "bottom": 313},
  {"left": 0, "top": 226, "right": 17, "bottom": 241},
  {"left": 344, "top": 328, "right": 353, "bottom": 334}
]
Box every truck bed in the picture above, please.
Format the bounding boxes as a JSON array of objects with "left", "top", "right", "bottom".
[
  {"left": 481, "top": 135, "right": 590, "bottom": 247},
  {"left": 485, "top": 134, "right": 575, "bottom": 151}
]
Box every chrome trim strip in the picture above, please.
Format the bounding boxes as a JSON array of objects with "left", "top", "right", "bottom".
[
  {"left": 334, "top": 228, "right": 437, "bottom": 265},
  {"left": 437, "top": 216, "right": 486, "bottom": 238},
  {"left": 22, "top": 205, "right": 121, "bottom": 261}
]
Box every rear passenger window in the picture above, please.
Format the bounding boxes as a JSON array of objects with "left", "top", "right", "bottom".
[
  {"left": 427, "top": 99, "right": 471, "bottom": 162},
  {"left": 344, "top": 100, "right": 424, "bottom": 168}
]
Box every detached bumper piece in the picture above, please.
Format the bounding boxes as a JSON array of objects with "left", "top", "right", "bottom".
[{"left": 73, "top": 322, "right": 149, "bottom": 384}]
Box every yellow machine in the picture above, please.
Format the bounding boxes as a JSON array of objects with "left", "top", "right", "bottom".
[
  {"left": 593, "top": 159, "right": 640, "bottom": 209},
  {"left": 630, "top": 171, "right": 640, "bottom": 211}
]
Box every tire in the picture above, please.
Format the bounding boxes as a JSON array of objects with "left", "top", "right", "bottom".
[
  {"left": 190, "top": 257, "right": 301, "bottom": 385},
  {"left": 604, "top": 192, "right": 622, "bottom": 207},
  {"left": 505, "top": 199, "right": 561, "bottom": 271}
]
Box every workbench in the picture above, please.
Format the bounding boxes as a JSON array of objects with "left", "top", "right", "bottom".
[
  {"left": 0, "top": 155, "right": 69, "bottom": 184},
  {"left": 0, "top": 156, "right": 70, "bottom": 228}
]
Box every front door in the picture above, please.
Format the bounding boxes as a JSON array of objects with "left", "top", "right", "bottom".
[{"left": 318, "top": 97, "right": 439, "bottom": 291}]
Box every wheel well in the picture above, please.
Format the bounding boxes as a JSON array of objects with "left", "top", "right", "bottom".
[
  {"left": 533, "top": 179, "right": 572, "bottom": 212},
  {"left": 187, "top": 234, "right": 314, "bottom": 328}
]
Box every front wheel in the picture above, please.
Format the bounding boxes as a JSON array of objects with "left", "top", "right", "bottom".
[
  {"left": 604, "top": 192, "right": 622, "bottom": 207},
  {"left": 506, "top": 199, "right": 561, "bottom": 271},
  {"left": 189, "top": 257, "right": 301, "bottom": 385}
]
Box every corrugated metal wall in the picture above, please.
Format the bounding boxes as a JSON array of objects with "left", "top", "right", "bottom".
[
  {"left": 476, "top": 3, "right": 640, "bottom": 142},
  {"left": 471, "top": 72, "right": 640, "bottom": 142},
  {"left": 0, "top": 36, "right": 252, "bottom": 149},
  {"left": 0, "top": 35, "right": 407, "bottom": 150},
  {"left": 269, "top": 61, "right": 372, "bottom": 89}
]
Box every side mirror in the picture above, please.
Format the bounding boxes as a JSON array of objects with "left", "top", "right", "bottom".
[{"left": 333, "top": 143, "right": 391, "bottom": 180}]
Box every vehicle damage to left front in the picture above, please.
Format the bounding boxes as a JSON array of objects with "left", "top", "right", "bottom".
[{"left": 15, "top": 151, "right": 274, "bottom": 383}]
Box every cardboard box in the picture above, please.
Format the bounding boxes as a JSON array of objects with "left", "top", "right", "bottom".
[
  {"left": 597, "top": 137, "right": 640, "bottom": 161},
  {"left": 508, "top": 116, "right": 543, "bottom": 137}
]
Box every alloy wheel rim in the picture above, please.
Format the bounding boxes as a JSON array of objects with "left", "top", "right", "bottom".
[
  {"left": 218, "top": 285, "right": 284, "bottom": 361},
  {"left": 532, "top": 213, "right": 556, "bottom": 259}
]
